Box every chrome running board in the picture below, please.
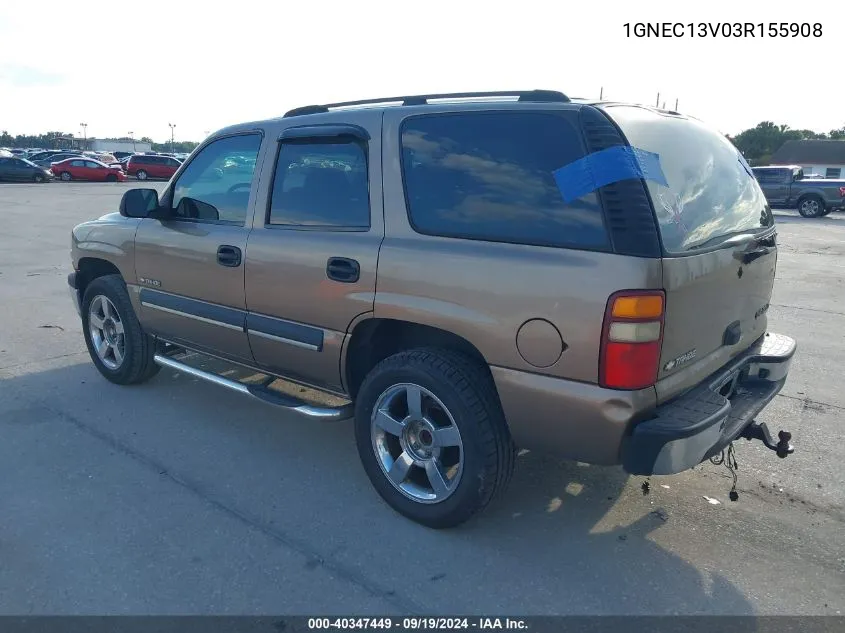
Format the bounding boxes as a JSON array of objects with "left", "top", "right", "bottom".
[{"left": 153, "top": 354, "right": 353, "bottom": 422}]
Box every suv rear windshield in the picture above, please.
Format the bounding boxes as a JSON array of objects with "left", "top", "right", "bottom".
[
  {"left": 400, "top": 111, "right": 609, "bottom": 250},
  {"left": 605, "top": 105, "right": 773, "bottom": 254}
]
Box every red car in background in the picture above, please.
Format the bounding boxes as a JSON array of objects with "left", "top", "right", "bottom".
[
  {"left": 51, "top": 158, "right": 127, "bottom": 182},
  {"left": 125, "top": 154, "right": 181, "bottom": 180}
]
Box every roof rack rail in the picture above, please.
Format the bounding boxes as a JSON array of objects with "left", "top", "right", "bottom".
[{"left": 283, "top": 90, "right": 570, "bottom": 117}]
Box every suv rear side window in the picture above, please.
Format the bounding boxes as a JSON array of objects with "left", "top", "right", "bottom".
[
  {"left": 400, "top": 112, "right": 608, "bottom": 250},
  {"left": 267, "top": 139, "right": 369, "bottom": 228},
  {"left": 606, "top": 106, "right": 773, "bottom": 254}
]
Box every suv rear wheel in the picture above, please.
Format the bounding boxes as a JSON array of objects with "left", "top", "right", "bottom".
[
  {"left": 82, "top": 274, "right": 160, "bottom": 385},
  {"left": 136, "top": 169, "right": 148, "bottom": 180},
  {"left": 354, "top": 348, "right": 515, "bottom": 528}
]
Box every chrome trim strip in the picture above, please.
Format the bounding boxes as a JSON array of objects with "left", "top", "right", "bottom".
[
  {"left": 141, "top": 301, "right": 244, "bottom": 332},
  {"left": 247, "top": 328, "right": 321, "bottom": 351}
]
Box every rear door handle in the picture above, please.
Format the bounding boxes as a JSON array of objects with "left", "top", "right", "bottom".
[
  {"left": 217, "top": 245, "right": 242, "bottom": 267},
  {"left": 326, "top": 257, "right": 360, "bottom": 283}
]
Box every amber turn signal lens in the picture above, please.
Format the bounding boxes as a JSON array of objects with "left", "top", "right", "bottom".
[{"left": 611, "top": 295, "right": 664, "bottom": 319}]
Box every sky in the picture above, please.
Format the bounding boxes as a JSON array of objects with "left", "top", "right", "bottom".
[{"left": 1, "top": 0, "right": 842, "bottom": 144}]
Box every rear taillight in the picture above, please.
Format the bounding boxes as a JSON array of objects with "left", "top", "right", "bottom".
[
  {"left": 599, "top": 290, "right": 665, "bottom": 390},
  {"left": 839, "top": 187, "right": 845, "bottom": 198}
]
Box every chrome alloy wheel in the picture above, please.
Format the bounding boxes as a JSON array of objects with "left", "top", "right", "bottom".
[
  {"left": 88, "top": 295, "right": 126, "bottom": 370},
  {"left": 800, "top": 198, "right": 820, "bottom": 216},
  {"left": 371, "top": 383, "right": 464, "bottom": 503}
]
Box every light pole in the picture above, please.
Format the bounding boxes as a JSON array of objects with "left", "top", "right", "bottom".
[
  {"left": 128, "top": 131, "right": 136, "bottom": 152},
  {"left": 168, "top": 123, "right": 176, "bottom": 153},
  {"left": 79, "top": 122, "right": 88, "bottom": 150}
]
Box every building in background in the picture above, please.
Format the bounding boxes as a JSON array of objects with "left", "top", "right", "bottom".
[
  {"left": 88, "top": 139, "right": 152, "bottom": 154},
  {"left": 770, "top": 140, "right": 845, "bottom": 179}
]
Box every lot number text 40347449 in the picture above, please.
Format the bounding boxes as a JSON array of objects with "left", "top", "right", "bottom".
[{"left": 623, "top": 22, "right": 822, "bottom": 38}]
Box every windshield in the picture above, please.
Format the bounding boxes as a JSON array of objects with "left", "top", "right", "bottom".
[{"left": 605, "top": 106, "right": 774, "bottom": 254}]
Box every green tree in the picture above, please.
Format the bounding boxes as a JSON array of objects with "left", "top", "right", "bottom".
[{"left": 731, "top": 121, "right": 831, "bottom": 163}]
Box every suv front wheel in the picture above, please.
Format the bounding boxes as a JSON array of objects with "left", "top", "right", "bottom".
[
  {"left": 354, "top": 348, "right": 515, "bottom": 528},
  {"left": 81, "top": 274, "right": 160, "bottom": 385},
  {"left": 136, "top": 169, "right": 148, "bottom": 180}
]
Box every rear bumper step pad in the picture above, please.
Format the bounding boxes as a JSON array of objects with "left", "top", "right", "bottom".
[{"left": 622, "top": 332, "right": 797, "bottom": 475}]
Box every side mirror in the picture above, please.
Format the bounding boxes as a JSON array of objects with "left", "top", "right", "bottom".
[{"left": 119, "top": 188, "right": 159, "bottom": 218}]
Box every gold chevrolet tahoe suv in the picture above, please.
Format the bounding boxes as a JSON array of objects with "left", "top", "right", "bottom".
[{"left": 68, "top": 90, "right": 797, "bottom": 528}]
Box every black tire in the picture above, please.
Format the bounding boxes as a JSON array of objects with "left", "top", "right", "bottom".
[
  {"left": 106, "top": 173, "right": 118, "bottom": 182},
  {"left": 136, "top": 169, "right": 148, "bottom": 181},
  {"left": 797, "top": 195, "right": 825, "bottom": 218},
  {"left": 59, "top": 171, "right": 72, "bottom": 181},
  {"left": 81, "top": 274, "right": 160, "bottom": 385},
  {"left": 33, "top": 173, "right": 45, "bottom": 183},
  {"left": 354, "top": 348, "right": 515, "bottom": 528}
]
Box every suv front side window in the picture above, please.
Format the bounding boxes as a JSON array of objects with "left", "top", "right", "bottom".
[
  {"left": 267, "top": 138, "right": 370, "bottom": 229},
  {"left": 170, "top": 133, "right": 262, "bottom": 225}
]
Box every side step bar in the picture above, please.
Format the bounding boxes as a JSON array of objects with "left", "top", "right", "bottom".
[{"left": 153, "top": 354, "right": 353, "bottom": 421}]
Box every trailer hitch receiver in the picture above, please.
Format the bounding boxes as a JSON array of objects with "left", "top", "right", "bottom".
[{"left": 741, "top": 421, "right": 794, "bottom": 458}]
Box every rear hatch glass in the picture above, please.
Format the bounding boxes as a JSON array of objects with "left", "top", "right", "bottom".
[{"left": 604, "top": 105, "right": 777, "bottom": 400}]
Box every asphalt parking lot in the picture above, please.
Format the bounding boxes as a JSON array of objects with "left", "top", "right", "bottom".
[{"left": 1, "top": 182, "right": 844, "bottom": 616}]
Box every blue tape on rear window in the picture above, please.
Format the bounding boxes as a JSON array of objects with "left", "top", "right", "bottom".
[{"left": 552, "top": 146, "right": 668, "bottom": 203}]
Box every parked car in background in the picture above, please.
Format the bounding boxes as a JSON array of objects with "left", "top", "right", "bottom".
[
  {"left": 125, "top": 154, "right": 181, "bottom": 180},
  {"left": 83, "top": 151, "right": 118, "bottom": 165},
  {"left": 29, "top": 150, "right": 66, "bottom": 163},
  {"left": 803, "top": 173, "right": 825, "bottom": 179},
  {"left": 50, "top": 158, "right": 127, "bottom": 182},
  {"left": 33, "top": 152, "right": 83, "bottom": 168},
  {"left": 752, "top": 165, "right": 845, "bottom": 217},
  {"left": 113, "top": 151, "right": 133, "bottom": 160},
  {"left": 0, "top": 156, "right": 53, "bottom": 182}
]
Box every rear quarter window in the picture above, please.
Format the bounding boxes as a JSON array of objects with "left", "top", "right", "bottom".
[
  {"left": 605, "top": 106, "right": 773, "bottom": 253},
  {"left": 400, "top": 111, "right": 609, "bottom": 250}
]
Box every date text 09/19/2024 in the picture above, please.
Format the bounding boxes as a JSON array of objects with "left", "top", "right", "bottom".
[
  {"left": 307, "top": 618, "right": 528, "bottom": 630},
  {"left": 624, "top": 22, "right": 822, "bottom": 38}
]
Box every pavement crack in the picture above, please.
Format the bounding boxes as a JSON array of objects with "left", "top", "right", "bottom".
[
  {"left": 776, "top": 393, "right": 845, "bottom": 412},
  {"left": 708, "top": 469, "right": 845, "bottom": 522},
  {"left": 770, "top": 303, "right": 845, "bottom": 317},
  {"left": 45, "top": 405, "right": 424, "bottom": 614},
  {"left": 0, "top": 351, "right": 88, "bottom": 372}
]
